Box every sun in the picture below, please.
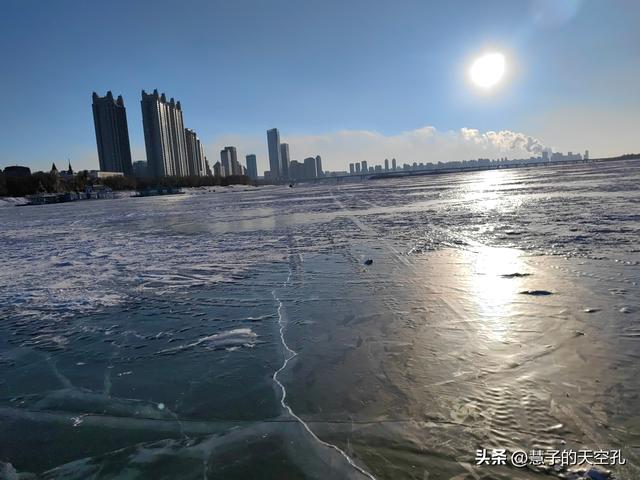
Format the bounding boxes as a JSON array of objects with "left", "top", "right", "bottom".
[{"left": 470, "top": 52, "right": 506, "bottom": 89}]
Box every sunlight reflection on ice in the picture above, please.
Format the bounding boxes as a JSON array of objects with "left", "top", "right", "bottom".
[
  {"left": 469, "top": 246, "right": 525, "bottom": 341},
  {"left": 462, "top": 169, "right": 521, "bottom": 212}
]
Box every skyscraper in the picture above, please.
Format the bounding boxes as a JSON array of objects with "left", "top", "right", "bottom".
[
  {"left": 289, "top": 160, "right": 303, "bottom": 180},
  {"left": 303, "top": 157, "right": 317, "bottom": 178},
  {"left": 220, "top": 149, "right": 231, "bottom": 177},
  {"left": 361, "top": 160, "right": 368, "bottom": 172},
  {"left": 184, "top": 128, "right": 206, "bottom": 176},
  {"left": 141, "top": 90, "right": 188, "bottom": 177},
  {"left": 92, "top": 91, "right": 133, "bottom": 175},
  {"left": 245, "top": 154, "right": 258, "bottom": 179},
  {"left": 355, "top": 163, "right": 361, "bottom": 173},
  {"left": 315, "top": 155, "right": 323, "bottom": 177},
  {"left": 349, "top": 163, "right": 355, "bottom": 174},
  {"left": 392, "top": 158, "right": 397, "bottom": 170},
  {"left": 220, "top": 146, "right": 241, "bottom": 176},
  {"left": 232, "top": 147, "right": 242, "bottom": 175},
  {"left": 280, "top": 143, "right": 290, "bottom": 179},
  {"left": 213, "top": 161, "right": 225, "bottom": 177},
  {"left": 200, "top": 145, "right": 208, "bottom": 175},
  {"left": 267, "top": 128, "right": 281, "bottom": 178},
  {"left": 384, "top": 158, "right": 389, "bottom": 171}
]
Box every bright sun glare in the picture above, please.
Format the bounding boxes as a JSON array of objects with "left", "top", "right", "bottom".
[{"left": 470, "top": 52, "right": 506, "bottom": 89}]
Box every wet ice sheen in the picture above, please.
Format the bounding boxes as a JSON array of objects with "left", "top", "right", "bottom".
[{"left": 0, "top": 161, "right": 639, "bottom": 479}]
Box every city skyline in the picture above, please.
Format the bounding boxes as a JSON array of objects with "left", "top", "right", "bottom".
[
  {"left": 87, "top": 92, "right": 603, "bottom": 181},
  {"left": 5, "top": 89, "right": 607, "bottom": 182},
  {"left": 1, "top": 1, "right": 639, "bottom": 174},
  {"left": 0, "top": 88, "right": 617, "bottom": 178}
]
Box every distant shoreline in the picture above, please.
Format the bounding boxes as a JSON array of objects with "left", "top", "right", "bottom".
[
  {"left": 366, "top": 155, "right": 640, "bottom": 181},
  {"left": 276, "top": 154, "right": 640, "bottom": 185}
]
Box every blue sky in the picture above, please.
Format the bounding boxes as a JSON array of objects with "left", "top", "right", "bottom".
[{"left": 1, "top": 0, "right": 639, "bottom": 173}]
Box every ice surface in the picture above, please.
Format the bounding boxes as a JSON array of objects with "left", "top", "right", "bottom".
[{"left": 0, "top": 161, "right": 639, "bottom": 478}]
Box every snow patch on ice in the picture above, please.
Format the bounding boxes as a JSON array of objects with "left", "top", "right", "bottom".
[{"left": 157, "top": 328, "right": 258, "bottom": 355}]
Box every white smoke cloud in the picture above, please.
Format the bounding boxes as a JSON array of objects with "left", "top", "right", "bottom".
[
  {"left": 461, "top": 128, "right": 546, "bottom": 154},
  {"left": 206, "top": 126, "right": 549, "bottom": 173}
]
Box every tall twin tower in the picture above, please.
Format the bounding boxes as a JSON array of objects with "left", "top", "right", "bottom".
[
  {"left": 91, "top": 90, "right": 207, "bottom": 177},
  {"left": 91, "top": 92, "right": 134, "bottom": 176}
]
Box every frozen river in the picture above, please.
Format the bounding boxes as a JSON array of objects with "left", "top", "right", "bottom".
[{"left": 0, "top": 160, "right": 639, "bottom": 479}]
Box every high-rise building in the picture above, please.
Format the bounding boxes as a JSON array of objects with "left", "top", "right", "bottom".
[
  {"left": 280, "top": 143, "right": 290, "bottom": 179},
  {"left": 303, "top": 157, "right": 317, "bottom": 178},
  {"left": 213, "top": 161, "right": 225, "bottom": 177},
  {"left": 246, "top": 154, "right": 258, "bottom": 179},
  {"left": 355, "top": 163, "right": 361, "bottom": 173},
  {"left": 392, "top": 158, "right": 397, "bottom": 170},
  {"left": 230, "top": 146, "right": 241, "bottom": 175},
  {"left": 184, "top": 128, "right": 206, "bottom": 176},
  {"left": 361, "top": 160, "right": 368, "bottom": 172},
  {"left": 289, "top": 160, "right": 303, "bottom": 179},
  {"left": 349, "top": 163, "right": 355, "bottom": 174},
  {"left": 267, "top": 128, "right": 282, "bottom": 178},
  {"left": 584, "top": 150, "right": 589, "bottom": 160},
  {"left": 384, "top": 158, "right": 389, "bottom": 171},
  {"left": 315, "top": 155, "right": 323, "bottom": 177},
  {"left": 220, "top": 149, "right": 231, "bottom": 177},
  {"left": 200, "top": 145, "right": 208, "bottom": 175},
  {"left": 141, "top": 90, "right": 188, "bottom": 177},
  {"left": 92, "top": 91, "right": 133, "bottom": 175},
  {"left": 220, "top": 146, "right": 241, "bottom": 176}
]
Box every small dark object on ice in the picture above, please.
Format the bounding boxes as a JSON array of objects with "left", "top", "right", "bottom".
[
  {"left": 289, "top": 184, "right": 294, "bottom": 188},
  {"left": 501, "top": 272, "right": 531, "bottom": 278},
  {"left": 519, "top": 289, "right": 553, "bottom": 296},
  {"left": 364, "top": 259, "right": 373, "bottom": 266}
]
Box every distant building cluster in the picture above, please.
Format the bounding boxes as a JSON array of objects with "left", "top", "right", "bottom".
[
  {"left": 92, "top": 90, "right": 210, "bottom": 179},
  {"left": 342, "top": 149, "right": 592, "bottom": 177},
  {"left": 264, "top": 127, "right": 323, "bottom": 181},
  {"left": 216, "top": 146, "right": 245, "bottom": 177},
  {"left": 9, "top": 90, "right": 594, "bottom": 184},
  {"left": 90, "top": 91, "right": 323, "bottom": 183}
]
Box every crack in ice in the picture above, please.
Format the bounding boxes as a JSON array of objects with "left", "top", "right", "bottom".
[{"left": 271, "top": 262, "right": 377, "bottom": 480}]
